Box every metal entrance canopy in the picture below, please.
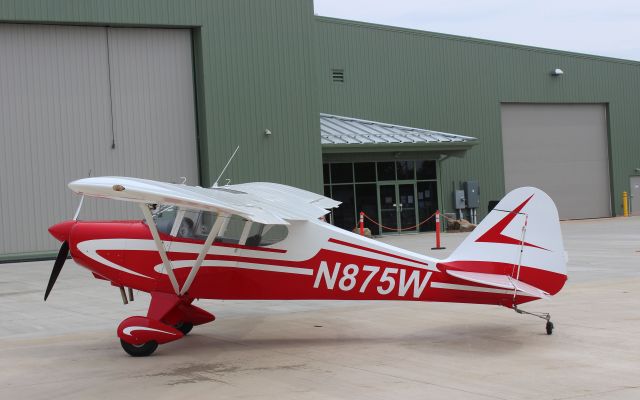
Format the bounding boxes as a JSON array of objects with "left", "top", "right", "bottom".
[{"left": 321, "top": 113, "right": 478, "bottom": 156}]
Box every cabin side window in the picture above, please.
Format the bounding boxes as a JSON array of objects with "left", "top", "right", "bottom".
[
  {"left": 173, "top": 210, "right": 219, "bottom": 240},
  {"left": 159, "top": 208, "right": 288, "bottom": 246},
  {"left": 215, "top": 217, "right": 289, "bottom": 247},
  {"left": 216, "top": 215, "right": 245, "bottom": 244},
  {"left": 244, "top": 223, "right": 288, "bottom": 247}
]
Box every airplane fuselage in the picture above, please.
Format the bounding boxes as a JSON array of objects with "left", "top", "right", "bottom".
[{"left": 57, "top": 218, "right": 553, "bottom": 307}]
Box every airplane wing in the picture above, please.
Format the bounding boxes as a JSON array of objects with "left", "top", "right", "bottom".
[
  {"left": 68, "top": 176, "right": 340, "bottom": 225},
  {"left": 445, "top": 270, "right": 551, "bottom": 299}
]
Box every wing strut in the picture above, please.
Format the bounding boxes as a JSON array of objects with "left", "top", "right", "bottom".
[
  {"left": 179, "top": 213, "right": 229, "bottom": 295},
  {"left": 139, "top": 204, "right": 180, "bottom": 295}
]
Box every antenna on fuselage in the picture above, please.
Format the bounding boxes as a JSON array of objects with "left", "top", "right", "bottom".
[{"left": 212, "top": 145, "right": 240, "bottom": 188}]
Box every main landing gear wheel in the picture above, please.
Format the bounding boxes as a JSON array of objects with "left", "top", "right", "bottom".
[
  {"left": 120, "top": 339, "right": 158, "bottom": 357},
  {"left": 174, "top": 322, "right": 193, "bottom": 335}
]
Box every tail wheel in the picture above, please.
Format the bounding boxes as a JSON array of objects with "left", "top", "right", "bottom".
[
  {"left": 120, "top": 339, "right": 158, "bottom": 357},
  {"left": 175, "top": 322, "right": 194, "bottom": 335},
  {"left": 546, "top": 321, "right": 554, "bottom": 335}
]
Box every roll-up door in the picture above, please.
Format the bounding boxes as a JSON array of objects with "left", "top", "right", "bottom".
[{"left": 501, "top": 103, "right": 610, "bottom": 219}]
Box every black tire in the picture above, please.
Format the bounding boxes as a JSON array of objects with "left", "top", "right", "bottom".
[
  {"left": 546, "top": 321, "right": 554, "bottom": 335},
  {"left": 120, "top": 339, "right": 158, "bottom": 357},
  {"left": 175, "top": 322, "right": 194, "bottom": 335}
]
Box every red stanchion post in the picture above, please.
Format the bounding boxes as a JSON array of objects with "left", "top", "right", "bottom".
[
  {"left": 431, "top": 210, "right": 446, "bottom": 250},
  {"left": 359, "top": 212, "right": 365, "bottom": 236}
]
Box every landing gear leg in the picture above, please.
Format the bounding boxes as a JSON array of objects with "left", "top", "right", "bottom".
[{"left": 513, "top": 305, "right": 554, "bottom": 335}]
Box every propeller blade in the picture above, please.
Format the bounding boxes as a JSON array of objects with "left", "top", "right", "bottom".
[{"left": 44, "top": 241, "right": 69, "bottom": 301}]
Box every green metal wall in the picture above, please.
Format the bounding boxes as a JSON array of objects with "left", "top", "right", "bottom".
[
  {"left": 0, "top": 0, "right": 323, "bottom": 192},
  {"left": 1, "top": 1, "right": 639, "bottom": 221},
  {"left": 314, "top": 17, "right": 640, "bottom": 217}
]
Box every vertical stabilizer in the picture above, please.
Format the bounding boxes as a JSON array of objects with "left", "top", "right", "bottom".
[{"left": 443, "top": 187, "right": 567, "bottom": 295}]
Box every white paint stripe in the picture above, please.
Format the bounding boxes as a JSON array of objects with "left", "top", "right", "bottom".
[
  {"left": 431, "top": 282, "right": 531, "bottom": 296},
  {"left": 122, "top": 326, "right": 176, "bottom": 336},
  {"left": 325, "top": 241, "right": 437, "bottom": 271},
  {"left": 77, "top": 240, "right": 151, "bottom": 278},
  {"left": 80, "top": 238, "right": 286, "bottom": 261},
  {"left": 234, "top": 262, "right": 313, "bottom": 276},
  {"left": 78, "top": 238, "right": 313, "bottom": 278},
  {"left": 153, "top": 260, "right": 313, "bottom": 276}
]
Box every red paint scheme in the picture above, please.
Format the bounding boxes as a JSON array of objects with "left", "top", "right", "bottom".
[
  {"left": 50, "top": 214, "right": 563, "bottom": 352},
  {"left": 475, "top": 195, "right": 549, "bottom": 251},
  {"left": 63, "top": 220, "right": 540, "bottom": 308},
  {"left": 438, "top": 260, "right": 567, "bottom": 296},
  {"left": 117, "top": 316, "right": 183, "bottom": 345}
]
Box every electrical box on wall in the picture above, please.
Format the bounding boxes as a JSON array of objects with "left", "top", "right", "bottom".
[
  {"left": 454, "top": 190, "right": 466, "bottom": 209},
  {"left": 463, "top": 180, "right": 480, "bottom": 208}
]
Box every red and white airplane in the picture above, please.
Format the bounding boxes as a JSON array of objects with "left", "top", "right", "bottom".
[{"left": 46, "top": 176, "right": 567, "bottom": 356}]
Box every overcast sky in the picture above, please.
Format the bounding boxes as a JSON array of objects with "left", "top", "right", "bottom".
[{"left": 314, "top": 0, "right": 640, "bottom": 62}]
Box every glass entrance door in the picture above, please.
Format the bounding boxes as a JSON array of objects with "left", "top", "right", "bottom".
[
  {"left": 379, "top": 184, "right": 398, "bottom": 233},
  {"left": 378, "top": 183, "right": 418, "bottom": 233},
  {"left": 398, "top": 183, "right": 417, "bottom": 230}
]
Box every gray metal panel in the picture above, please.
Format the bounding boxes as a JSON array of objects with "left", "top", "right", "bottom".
[
  {"left": 106, "top": 27, "right": 198, "bottom": 187},
  {"left": 501, "top": 103, "right": 611, "bottom": 219},
  {"left": 0, "top": 24, "right": 110, "bottom": 256},
  {"left": 320, "top": 113, "right": 476, "bottom": 145},
  {"left": 0, "top": 24, "right": 197, "bottom": 257}
]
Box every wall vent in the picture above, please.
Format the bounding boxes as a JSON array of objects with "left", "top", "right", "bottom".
[{"left": 331, "top": 68, "right": 344, "bottom": 83}]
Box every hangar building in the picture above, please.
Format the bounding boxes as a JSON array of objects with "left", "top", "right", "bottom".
[{"left": 1, "top": 0, "right": 639, "bottom": 260}]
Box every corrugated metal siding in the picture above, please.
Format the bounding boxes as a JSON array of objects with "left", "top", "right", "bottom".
[
  {"left": 194, "top": 0, "right": 320, "bottom": 190},
  {"left": 314, "top": 17, "right": 640, "bottom": 217},
  {"left": 0, "top": 24, "right": 110, "bottom": 255},
  {"left": 0, "top": 0, "right": 321, "bottom": 193},
  {"left": 0, "top": 24, "right": 198, "bottom": 256},
  {"left": 0, "top": 0, "right": 320, "bottom": 259},
  {"left": 106, "top": 27, "right": 198, "bottom": 185}
]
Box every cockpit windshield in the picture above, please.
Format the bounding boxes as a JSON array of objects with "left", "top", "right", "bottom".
[{"left": 153, "top": 205, "right": 178, "bottom": 235}]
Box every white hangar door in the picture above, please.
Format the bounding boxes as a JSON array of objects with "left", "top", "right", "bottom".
[
  {"left": 501, "top": 103, "right": 611, "bottom": 219},
  {"left": 0, "top": 24, "right": 198, "bottom": 257}
]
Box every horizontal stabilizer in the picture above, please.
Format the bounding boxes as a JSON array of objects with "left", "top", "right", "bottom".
[{"left": 445, "top": 270, "right": 551, "bottom": 299}]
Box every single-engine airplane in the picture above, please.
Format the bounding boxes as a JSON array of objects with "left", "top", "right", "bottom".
[{"left": 46, "top": 176, "right": 567, "bottom": 356}]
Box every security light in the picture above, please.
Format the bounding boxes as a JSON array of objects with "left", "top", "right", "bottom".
[{"left": 551, "top": 68, "right": 564, "bottom": 76}]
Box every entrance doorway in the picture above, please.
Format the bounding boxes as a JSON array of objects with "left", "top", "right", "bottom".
[
  {"left": 379, "top": 183, "right": 418, "bottom": 232},
  {"left": 323, "top": 160, "right": 438, "bottom": 235}
]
